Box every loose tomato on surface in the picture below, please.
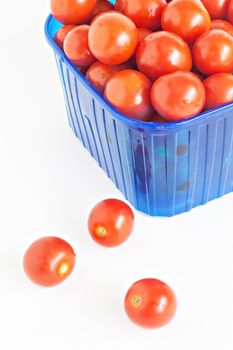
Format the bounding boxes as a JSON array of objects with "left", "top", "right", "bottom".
[
  {"left": 104, "top": 69, "right": 153, "bottom": 121},
  {"left": 136, "top": 31, "right": 192, "bottom": 81},
  {"left": 85, "top": 61, "right": 129, "bottom": 93},
  {"left": 201, "top": 0, "right": 230, "bottom": 19},
  {"left": 203, "top": 73, "right": 233, "bottom": 110},
  {"left": 64, "top": 25, "right": 96, "bottom": 67},
  {"left": 161, "top": 0, "right": 211, "bottom": 44},
  {"left": 228, "top": 0, "right": 233, "bottom": 23},
  {"left": 124, "top": 278, "right": 177, "bottom": 329},
  {"left": 88, "top": 12, "right": 138, "bottom": 65},
  {"left": 210, "top": 19, "right": 233, "bottom": 36},
  {"left": 115, "top": 0, "right": 126, "bottom": 12},
  {"left": 54, "top": 25, "right": 76, "bottom": 49},
  {"left": 23, "top": 237, "right": 76, "bottom": 287},
  {"left": 151, "top": 71, "right": 206, "bottom": 121},
  {"left": 124, "top": 0, "right": 167, "bottom": 31},
  {"left": 88, "top": 199, "right": 134, "bottom": 247},
  {"left": 50, "top": 0, "right": 97, "bottom": 25},
  {"left": 192, "top": 29, "right": 233, "bottom": 75}
]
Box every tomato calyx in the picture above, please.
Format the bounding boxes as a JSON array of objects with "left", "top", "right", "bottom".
[
  {"left": 95, "top": 225, "right": 108, "bottom": 237},
  {"left": 131, "top": 295, "right": 143, "bottom": 308}
]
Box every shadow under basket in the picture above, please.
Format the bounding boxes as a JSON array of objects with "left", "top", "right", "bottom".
[{"left": 45, "top": 14, "right": 233, "bottom": 217}]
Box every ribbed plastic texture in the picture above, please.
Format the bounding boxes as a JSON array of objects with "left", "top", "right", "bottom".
[{"left": 45, "top": 13, "right": 233, "bottom": 216}]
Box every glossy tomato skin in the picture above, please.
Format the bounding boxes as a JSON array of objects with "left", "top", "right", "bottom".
[
  {"left": 124, "top": 0, "right": 167, "bottom": 31},
  {"left": 151, "top": 72, "right": 206, "bottom": 121},
  {"left": 203, "top": 73, "right": 233, "bottom": 110},
  {"left": 88, "top": 199, "right": 134, "bottom": 247},
  {"left": 115, "top": 0, "right": 126, "bottom": 12},
  {"left": 210, "top": 19, "right": 233, "bottom": 36},
  {"left": 201, "top": 0, "right": 230, "bottom": 19},
  {"left": 50, "top": 0, "right": 97, "bottom": 25},
  {"left": 161, "top": 0, "right": 211, "bottom": 43},
  {"left": 64, "top": 25, "right": 96, "bottom": 67},
  {"left": 136, "top": 31, "right": 192, "bottom": 81},
  {"left": 85, "top": 61, "right": 129, "bottom": 93},
  {"left": 192, "top": 29, "right": 233, "bottom": 75},
  {"left": 228, "top": 0, "right": 233, "bottom": 23},
  {"left": 88, "top": 12, "right": 138, "bottom": 65},
  {"left": 54, "top": 25, "right": 76, "bottom": 49},
  {"left": 23, "top": 237, "right": 76, "bottom": 287},
  {"left": 124, "top": 278, "right": 177, "bottom": 329},
  {"left": 104, "top": 69, "right": 153, "bottom": 121}
]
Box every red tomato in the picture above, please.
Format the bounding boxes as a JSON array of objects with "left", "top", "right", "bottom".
[
  {"left": 137, "top": 28, "right": 152, "bottom": 44},
  {"left": 50, "top": 0, "right": 97, "bottom": 25},
  {"left": 124, "top": 278, "right": 177, "bottom": 329},
  {"left": 136, "top": 31, "right": 192, "bottom": 81},
  {"left": 151, "top": 71, "right": 206, "bottom": 121},
  {"left": 85, "top": 61, "right": 129, "bottom": 93},
  {"left": 161, "top": 0, "right": 211, "bottom": 43},
  {"left": 124, "top": 0, "right": 167, "bottom": 31},
  {"left": 88, "top": 199, "right": 134, "bottom": 247},
  {"left": 64, "top": 25, "right": 96, "bottom": 67},
  {"left": 210, "top": 19, "right": 233, "bottom": 36},
  {"left": 23, "top": 237, "right": 76, "bottom": 287},
  {"left": 149, "top": 113, "right": 168, "bottom": 123},
  {"left": 192, "top": 29, "right": 233, "bottom": 75},
  {"left": 115, "top": 0, "right": 126, "bottom": 12},
  {"left": 203, "top": 73, "right": 233, "bottom": 110},
  {"left": 88, "top": 12, "right": 138, "bottom": 65},
  {"left": 104, "top": 69, "right": 153, "bottom": 121},
  {"left": 201, "top": 0, "right": 230, "bottom": 19},
  {"left": 228, "top": 0, "right": 233, "bottom": 23},
  {"left": 54, "top": 25, "right": 76, "bottom": 49},
  {"left": 91, "top": 0, "right": 114, "bottom": 18}
]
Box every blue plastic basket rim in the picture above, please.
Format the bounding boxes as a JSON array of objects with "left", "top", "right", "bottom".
[{"left": 44, "top": 14, "right": 233, "bottom": 131}]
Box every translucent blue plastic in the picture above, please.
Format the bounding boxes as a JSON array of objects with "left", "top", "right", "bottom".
[{"left": 45, "top": 13, "right": 233, "bottom": 216}]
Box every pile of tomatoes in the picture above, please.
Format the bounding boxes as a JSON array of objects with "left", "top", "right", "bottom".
[
  {"left": 23, "top": 199, "right": 177, "bottom": 329},
  {"left": 51, "top": 0, "right": 233, "bottom": 122}
]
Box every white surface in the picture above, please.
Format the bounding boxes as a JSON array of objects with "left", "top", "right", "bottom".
[{"left": 1, "top": 1, "right": 233, "bottom": 349}]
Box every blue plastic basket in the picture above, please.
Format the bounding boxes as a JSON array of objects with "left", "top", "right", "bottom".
[{"left": 44, "top": 12, "right": 233, "bottom": 217}]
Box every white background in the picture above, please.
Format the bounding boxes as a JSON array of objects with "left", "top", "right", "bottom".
[{"left": 1, "top": 1, "right": 233, "bottom": 349}]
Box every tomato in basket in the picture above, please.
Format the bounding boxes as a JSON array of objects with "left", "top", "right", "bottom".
[
  {"left": 136, "top": 31, "right": 192, "bottom": 81},
  {"left": 151, "top": 71, "right": 206, "bottom": 121},
  {"left": 123, "top": 0, "right": 167, "bottom": 31},
  {"left": 161, "top": 0, "right": 211, "bottom": 43},
  {"left": 104, "top": 69, "right": 153, "bottom": 121},
  {"left": 192, "top": 29, "right": 233, "bottom": 75},
  {"left": 64, "top": 25, "right": 96, "bottom": 67},
  {"left": 50, "top": 0, "right": 97, "bottom": 25},
  {"left": 88, "top": 11, "right": 138, "bottom": 65},
  {"left": 203, "top": 73, "right": 233, "bottom": 110},
  {"left": 201, "top": 0, "right": 230, "bottom": 19}
]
